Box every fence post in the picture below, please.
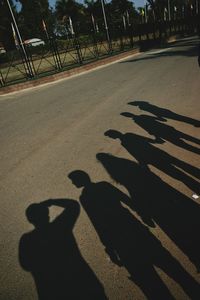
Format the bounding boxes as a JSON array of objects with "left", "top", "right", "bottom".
[
  {"left": 92, "top": 32, "right": 99, "bottom": 58},
  {"left": 0, "top": 70, "right": 5, "bottom": 87},
  {"left": 50, "top": 37, "right": 62, "bottom": 70},
  {"left": 19, "top": 46, "right": 35, "bottom": 79},
  {"left": 74, "top": 37, "right": 83, "bottom": 65},
  {"left": 128, "top": 25, "right": 134, "bottom": 48},
  {"left": 119, "top": 27, "right": 124, "bottom": 51}
]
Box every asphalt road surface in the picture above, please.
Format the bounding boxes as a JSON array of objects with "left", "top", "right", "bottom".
[{"left": 0, "top": 36, "right": 200, "bottom": 300}]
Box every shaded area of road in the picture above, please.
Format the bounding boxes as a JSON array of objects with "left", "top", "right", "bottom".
[{"left": 120, "top": 38, "right": 200, "bottom": 63}]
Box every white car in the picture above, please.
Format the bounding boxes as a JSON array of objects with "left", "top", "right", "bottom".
[
  {"left": 24, "top": 38, "right": 45, "bottom": 47},
  {"left": 0, "top": 46, "right": 6, "bottom": 54}
]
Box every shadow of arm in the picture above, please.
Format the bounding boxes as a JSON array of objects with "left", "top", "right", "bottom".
[{"left": 44, "top": 199, "right": 80, "bottom": 229}]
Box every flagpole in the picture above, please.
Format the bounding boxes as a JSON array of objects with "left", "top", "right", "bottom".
[
  {"left": 145, "top": 4, "right": 148, "bottom": 23},
  {"left": 6, "top": 0, "right": 34, "bottom": 77},
  {"left": 168, "top": 0, "right": 171, "bottom": 21},
  {"left": 143, "top": 0, "right": 147, "bottom": 23},
  {"left": 91, "top": 14, "right": 96, "bottom": 33},
  {"left": 100, "top": 0, "right": 111, "bottom": 47}
]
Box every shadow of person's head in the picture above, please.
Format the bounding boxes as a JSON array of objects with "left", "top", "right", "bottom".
[
  {"left": 121, "top": 113, "right": 144, "bottom": 123},
  {"left": 26, "top": 203, "right": 49, "bottom": 229},
  {"left": 120, "top": 112, "right": 135, "bottom": 119},
  {"left": 68, "top": 170, "right": 91, "bottom": 188},
  {"left": 104, "top": 129, "right": 122, "bottom": 140},
  {"left": 128, "top": 101, "right": 149, "bottom": 108}
]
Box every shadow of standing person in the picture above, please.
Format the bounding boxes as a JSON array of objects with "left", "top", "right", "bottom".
[
  {"left": 19, "top": 199, "right": 108, "bottom": 300},
  {"left": 68, "top": 170, "right": 175, "bottom": 300},
  {"left": 122, "top": 113, "right": 200, "bottom": 155},
  {"left": 129, "top": 101, "right": 200, "bottom": 127},
  {"left": 69, "top": 170, "right": 200, "bottom": 300},
  {"left": 105, "top": 129, "right": 200, "bottom": 194},
  {"left": 97, "top": 152, "right": 200, "bottom": 275}
]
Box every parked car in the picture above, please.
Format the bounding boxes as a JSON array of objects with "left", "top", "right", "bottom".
[
  {"left": 0, "top": 44, "right": 6, "bottom": 54},
  {"left": 24, "top": 38, "right": 45, "bottom": 47}
]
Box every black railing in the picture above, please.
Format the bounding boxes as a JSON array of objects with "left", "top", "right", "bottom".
[{"left": 0, "top": 17, "right": 199, "bottom": 88}]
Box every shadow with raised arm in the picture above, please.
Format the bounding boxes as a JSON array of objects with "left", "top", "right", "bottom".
[{"left": 19, "top": 199, "right": 107, "bottom": 300}]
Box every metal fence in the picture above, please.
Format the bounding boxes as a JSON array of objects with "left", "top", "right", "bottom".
[{"left": 0, "top": 17, "right": 199, "bottom": 88}]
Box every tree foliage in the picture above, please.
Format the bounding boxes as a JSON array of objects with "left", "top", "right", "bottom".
[
  {"left": 17, "top": 0, "right": 53, "bottom": 39},
  {"left": 0, "top": 0, "right": 16, "bottom": 50},
  {"left": 1, "top": 0, "right": 198, "bottom": 44}
]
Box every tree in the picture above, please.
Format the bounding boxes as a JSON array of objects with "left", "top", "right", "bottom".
[
  {"left": 17, "top": 0, "right": 53, "bottom": 39},
  {"left": 55, "top": 0, "right": 86, "bottom": 34},
  {"left": 0, "top": 0, "right": 17, "bottom": 50}
]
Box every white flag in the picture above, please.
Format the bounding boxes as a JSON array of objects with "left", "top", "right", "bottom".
[
  {"left": 69, "top": 17, "right": 74, "bottom": 35},
  {"left": 126, "top": 10, "right": 130, "bottom": 26},
  {"left": 122, "top": 15, "right": 126, "bottom": 30},
  {"left": 11, "top": 23, "right": 19, "bottom": 47}
]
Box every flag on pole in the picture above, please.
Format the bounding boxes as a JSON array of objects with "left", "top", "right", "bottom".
[
  {"left": 42, "top": 19, "right": 47, "bottom": 32},
  {"left": 126, "top": 10, "right": 130, "bottom": 26},
  {"left": 91, "top": 14, "right": 99, "bottom": 33},
  {"left": 96, "top": 22, "right": 99, "bottom": 33},
  {"left": 122, "top": 15, "right": 126, "bottom": 30},
  {"left": 164, "top": 7, "right": 168, "bottom": 21},
  {"left": 91, "top": 14, "right": 95, "bottom": 26},
  {"left": 91, "top": 14, "right": 96, "bottom": 32},
  {"left": 141, "top": 9, "right": 145, "bottom": 17},
  {"left": 42, "top": 19, "right": 49, "bottom": 39},
  {"left": 11, "top": 22, "right": 19, "bottom": 47},
  {"left": 69, "top": 16, "right": 75, "bottom": 35}
]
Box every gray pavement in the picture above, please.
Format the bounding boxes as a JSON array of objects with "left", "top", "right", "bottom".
[{"left": 0, "top": 36, "right": 200, "bottom": 300}]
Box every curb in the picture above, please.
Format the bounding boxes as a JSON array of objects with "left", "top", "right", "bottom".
[{"left": 0, "top": 48, "right": 140, "bottom": 95}]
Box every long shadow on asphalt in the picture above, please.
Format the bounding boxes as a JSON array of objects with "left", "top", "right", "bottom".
[
  {"left": 97, "top": 151, "right": 200, "bottom": 272},
  {"left": 121, "top": 113, "right": 200, "bottom": 155},
  {"left": 19, "top": 199, "right": 107, "bottom": 300},
  {"left": 122, "top": 113, "right": 200, "bottom": 154},
  {"left": 69, "top": 167, "right": 200, "bottom": 300},
  {"left": 104, "top": 129, "right": 200, "bottom": 194},
  {"left": 129, "top": 101, "right": 200, "bottom": 127}
]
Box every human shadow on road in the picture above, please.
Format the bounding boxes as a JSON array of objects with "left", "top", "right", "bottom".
[
  {"left": 104, "top": 130, "right": 200, "bottom": 194},
  {"left": 19, "top": 199, "right": 107, "bottom": 300},
  {"left": 97, "top": 153, "right": 200, "bottom": 275},
  {"left": 69, "top": 169, "right": 200, "bottom": 300},
  {"left": 129, "top": 101, "right": 200, "bottom": 127},
  {"left": 121, "top": 113, "right": 200, "bottom": 155}
]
